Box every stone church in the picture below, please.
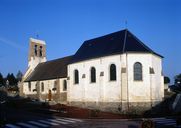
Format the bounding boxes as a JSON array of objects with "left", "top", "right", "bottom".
[{"left": 21, "top": 29, "right": 164, "bottom": 113}]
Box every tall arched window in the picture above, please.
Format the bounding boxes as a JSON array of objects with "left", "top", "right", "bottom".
[
  {"left": 54, "top": 81, "right": 57, "bottom": 89},
  {"left": 28, "top": 82, "right": 31, "bottom": 91},
  {"left": 34, "top": 45, "right": 37, "bottom": 56},
  {"left": 110, "top": 64, "right": 117, "bottom": 81},
  {"left": 74, "top": 70, "right": 79, "bottom": 84},
  {"left": 41, "top": 82, "right": 44, "bottom": 92},
  {"left": 90, "top": 67, "right": 96, "bottom": 83},
  {"left": 39, "top": 46, "right": 43, "bottom": 57},
  {"left": 63, "top": 80, "right": 67, "bottom": 91},
  {"left": 134, "top": 62, "right": 142, "bottom": 81}
]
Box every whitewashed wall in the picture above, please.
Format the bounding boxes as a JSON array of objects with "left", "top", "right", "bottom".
[
  {"left": 67, "top": 54, "right": 122, "bottom": 103},
  {"left": 23, "top": 78, "right": 67, "bottom": 95},
  {"left": 151, "top": 55, "right": 164, "bottom": 100},
  {"left": 67, "top": 53, "right": 164, "bottom": 104},
  {"left": 127, "top": 53, "right": 163, "bottom": 102}
]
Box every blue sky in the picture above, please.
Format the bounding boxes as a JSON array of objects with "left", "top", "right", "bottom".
[{"left": 0, "top": 0, "right": 180, "bottom": 83}]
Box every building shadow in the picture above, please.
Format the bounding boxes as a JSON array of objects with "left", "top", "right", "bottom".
[{"left": 143, "top": 93, "right": 177, "bottom": 118}]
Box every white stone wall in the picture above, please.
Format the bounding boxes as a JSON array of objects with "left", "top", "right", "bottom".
[
  {"left": 67, "top": 55, "right": 122, "bottom": 103},
  {"left": 67, "top": 53, "right": 164, "bottom": 104},
  {"left": 151, "top": 54, "right": 164, "bottom": 100},
  {"left": 127, "top": 53, "right": 163, "bottom": 102},
  {"left": 23, "top": 78, "right": 67, "bottom": 95},
  {"left": 28, "top": 57, "right": 46, "bottom": 71}
]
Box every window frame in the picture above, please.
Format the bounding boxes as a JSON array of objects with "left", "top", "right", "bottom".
[
  {"left": 109, "top": 64, "right": 117, "bottom": 81},
  {"left": 74, "top": 69, "right": 79, "bottom": 84},
  {"left": 90, "top": 67, "right": 96, "bottom": 83},
  {"left": 28, "top": 82, "right": 31, "bottom": 91},
  {"left": 34, "top": 45, "right": 37, "bottom": 56},
  {"left": 63, "top": 80, "right": 67, "bottom": 91},
  {"left": 39, "top": 46, "right": 43, "bottom": 57},
  {"left": 133, "top": 62, "right": 143, "bottom": 81},
  {"left": 41, "top": 82, "right": 44, "bottom": 92},
  {"left": 53, "top": 81, "right": 58, "bottom": 89}
]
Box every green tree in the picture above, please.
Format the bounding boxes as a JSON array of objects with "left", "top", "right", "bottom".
[
  {"left": 175, "top": 74, "right": 181, "bottom": 84},
  {"left": 164, "top": 76, "right": 170, "bottom": 84},
  {"left": 16, "top": 70, "right": 23, "bottom": 82},
  {"left": 6, "top": 73, "right": 18, "bottom": 86},
  {"left": 170, "top": 74, "right": 181, "bottom": 93},
  {"left": 0, "top": 73, "right": 4, "bottom": 86}
]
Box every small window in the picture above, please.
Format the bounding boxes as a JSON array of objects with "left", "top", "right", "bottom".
[
  {"left": 35, "top": 83, "right": 38, "bottom": 90},
  {"left": 34, "top": 45, "right": 37, "bottom": 56},
  {"left": 54, "top": 81, "right": 57, "bottom": 88},
  {"left": 28, "top": 82, "right": 31, "bottom": 91},
  {"left": 52, "top": 81, "right": 57, "bottom": 92},
  {"left": 134, "top": 62, "right": 143, "bottom": 81},
  {"left": 110, "top": 64, "right": 117, "bottom": 81},
  {"left": 90, "top": 67, "right": 96, "bottom": 83},
  {"left": 74, "top": 70, "right": 79, "bottom": 84},
  {"left": 39, "top": 46, "right": 43, "bottom": 57},
  {"left": 41, "top": 82, "right": 44, "bottom": 92},
  {"left": 63, "top": 80, "right": 67, "bottom": 91}
]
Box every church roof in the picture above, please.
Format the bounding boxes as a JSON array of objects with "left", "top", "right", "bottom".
[
  {"left": 70, "top": 29, "right": 163, "bottom": 63},
  {"left": 25, "top": 55, "right": 73, "bottom": 82}
]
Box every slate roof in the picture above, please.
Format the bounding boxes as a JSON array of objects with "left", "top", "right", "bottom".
[
  {"left": 25, "top": 56, "right": 73, "bottom": 82},
  {"left": 70, "top": 29, "right": 163, "bottom": 63},
  {"left": 25, "top": 29, "right": 162, "bottom": 82}
]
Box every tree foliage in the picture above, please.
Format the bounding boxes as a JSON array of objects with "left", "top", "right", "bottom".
[
  {"left": 170, "top": 74, "right": 181, "bottom": 93},
  {"left": 164, "top": 76, "right": 170, "bottom": 84},
  {"left": 0, "top": 71, "right": 23, "bottom": 87},
  {"left": 175, "top": 74, "right": 181, "bottom": 84},
  {"left": 16, "top": 70, "right": 23, "bottom": 82},
  {"left": 5, "top": 73, "right": 18, "bottom": 86},
  {"left": 0, "top": 73, "right": 4, "bottom": 86}
]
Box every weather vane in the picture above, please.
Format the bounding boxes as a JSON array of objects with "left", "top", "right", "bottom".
[{"left": 125, "top": 20, "right": 128, "bottom": 29}]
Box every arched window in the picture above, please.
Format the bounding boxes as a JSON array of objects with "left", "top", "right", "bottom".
[
  {"left": 90, "top": 67, "right": 96, "bottom": 83},
  {"left": 63, "top": 80, "right": 67, "bottom": 91},
  {"left": 28, "top": 82, "right": 31, "bottom": 91},
  {"left": 34, "top": 45, "right": 37, "bottom": 56},
  {"left": 54, "top": 81, "right": 57, "bottom": 88},
  {"left": 52, "top": 81, "right": 57, "bottom": 92},
  {"left": 41, "top": 82, "right": 44, "bottom": 92},
  {"left": 134, "top": 62, "right": 142, "bottom": 81},
  {"left": 39, "top": 46, "right": 43, "bottom": 57},
  {"left": 35, "top": 83, "right": 38, "bottom": 90},
  {"left": 74, "top": 70, "right": 79, "bottom": 84},
  {"left": 110, "top": 64, "right": 117, "bottom": 81}
]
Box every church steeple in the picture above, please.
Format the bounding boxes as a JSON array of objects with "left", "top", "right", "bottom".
[{"left": 28, "top": 38, "right": 47, "bottom": 70}]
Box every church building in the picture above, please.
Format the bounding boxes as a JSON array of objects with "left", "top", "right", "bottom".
[{"left": 21, "top": 29, "right": 164, "bottom": 113}]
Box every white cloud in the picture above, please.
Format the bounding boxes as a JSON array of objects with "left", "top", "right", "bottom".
[{"left": 0, "top": 37, "right": 26, "bottom": 52}]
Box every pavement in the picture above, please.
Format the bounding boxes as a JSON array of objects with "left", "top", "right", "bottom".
[
  {"left": 3, "top": 106, "right": 181, "bottom": 128},
  {"left": 1, "top": 94, "right": 181, "bottom": 128},
  {"left": 152, "top": 117, "right": 181, "bottom": 128},
  {"left": 5, "top": 117, "right": 83, "bottom": 128}
]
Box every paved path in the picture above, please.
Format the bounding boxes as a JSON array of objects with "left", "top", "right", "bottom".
[
  {"left": 152, "top": 117, "right": 181, "bottom": 128},
  {"left": 5, "top": 117, "right": 83, "bottom": 128}
]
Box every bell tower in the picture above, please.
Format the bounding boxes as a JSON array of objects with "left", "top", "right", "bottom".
[{"left": 28, "top": 38, "right": 47, "bottom": 71}]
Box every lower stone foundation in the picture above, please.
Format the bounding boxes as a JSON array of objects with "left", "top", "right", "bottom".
[
  {"left": 68, "top": 101, "right": 161, "bottom": 114},
  {"left": 23, "top": 92, "right": 161, "bottom": 114}
]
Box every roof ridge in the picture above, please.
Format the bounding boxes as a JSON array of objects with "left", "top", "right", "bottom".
[
  {"left": 122, "top": 29, "right": 128, "bottom": 53},
  {"left": 84, "top": 29, "right": 127, "bottom": 43},
  {"left": 41, "top": 55, "right": 73, "bottom": 64}
]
